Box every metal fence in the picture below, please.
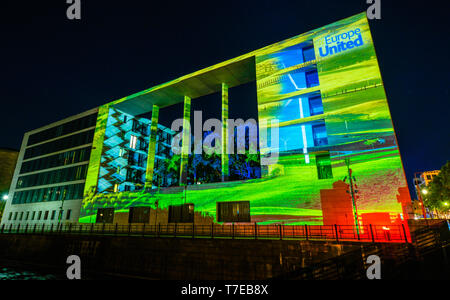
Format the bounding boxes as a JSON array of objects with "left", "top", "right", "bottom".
[{"left": 0, "top": 223, "right": 409, "bottom": 243}]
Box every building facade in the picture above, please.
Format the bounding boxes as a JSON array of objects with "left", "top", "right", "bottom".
[
  {"left": 1, "top": 109, "right": 99, "bottom": 226},
  {"left": 77, "top": 12, "right": 412, "bottom": 228},
  {"left": 1, "top": 12, "right": 413, "bottom": 229}
]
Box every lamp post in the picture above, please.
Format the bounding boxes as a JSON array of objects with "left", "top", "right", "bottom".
[
  {"left": 414, "top": 172, "right": 428, "bottom": 223},
  {"left": 345, "top": 158, "right": 360, "bottom": 234}
]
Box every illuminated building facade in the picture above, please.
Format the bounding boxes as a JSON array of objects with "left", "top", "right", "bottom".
[
  {"left": 79, "top": 12, "right": 412, "bottom": 227},
  {"left": 1, "top": 12, "right": 413, "bottom": 229}
]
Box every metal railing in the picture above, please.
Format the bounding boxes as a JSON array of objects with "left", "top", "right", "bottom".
[{"left": 0, "top": 223, "right": 409, "bottom": 243}]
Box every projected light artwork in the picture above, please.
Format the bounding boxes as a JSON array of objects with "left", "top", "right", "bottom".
[{"left": 80, "top": 12, "right": 411, "bottom": 229}]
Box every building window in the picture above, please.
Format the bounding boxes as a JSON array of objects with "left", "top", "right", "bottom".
[
  {"left": 66, "top": 209, "right": 72, "bottom": 220},
  {"left": 168, "top": 204, "right": 194, "bottom": 223},
  {"left": 96, "top": 208, "right": 115, "bottom": 224},
  {"left": 14, "top": 212, "right": 18, "bottom": 221},
  {"left": 37, "top": 211, "right": 42, "bottom": 220},
  {"left": 25, "top": 212, "right": 29, "bottom": 221},
  {"left": 309, "top": 95, "right": 324, "bottom": 116},
  {"left": 19, "top": 212, "right": 23, "bottom": 221},
  {"left": 312, "top": 123, "right": 328, "bottom": 147},
  {"left": 306, "top": 70, "right": 319, "bottom": 88},
  {"left": 129, "top": 207, "right": 151, "bottom": 224},
  {"left": 217, "top": 201, "right": 250, "bottom": 223},
  {"left": 130, "top": 135, "right": 137, "bottom": 149},
  {"left": 316, "top": 153, "right": 333, "bottom": 180},
  {"left": 302, "top": 45, "right": 316, "bottom": 62},
  {"left": 44, "top": 211, "right": 49, "bottom": 220},
  {"left": 31, "top": 211, "right": 36, "bottom": 221},
  {"left": 114, "top": 184, "right": 119, "bottom": 193},
  {"left": 8, "top": 212, "right": 12, "bottom": 221}
]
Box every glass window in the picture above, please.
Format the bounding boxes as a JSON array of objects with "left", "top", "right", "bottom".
[
  {"left": 130, "top": 135, "right": 137, "bottom": 149},
  {"left": 66, "top": 209, "right": 72, "bottom": 220},
  {"left": 302, "top": 46, "right": 316, "bottom": 62},
  {"left": 316, "top": 153, "right": 333, "bottom": 180},
  {"left": 44, "top": 211, "right": 49, "bottom": 220},
  {"left": 309, "top": 95, "right": 324, "bottom": 116},
  {"left": 129, "top": 207, "right": 151, "bottom": 224},
  {"left": 217, "top": 201, "right": 250, "bottom": 223},
  {"left": 306, "top": 70, "right": 320, "bottom": 88},
  {"left": 312, "top": 124, "right": 328, "bottom": 147},
  {"left": 96, "top": 208, "right": 115, "bottom": 224}
]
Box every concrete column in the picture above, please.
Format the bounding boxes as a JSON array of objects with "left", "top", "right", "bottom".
[
  {"left": 180, "top": 96, "right": 191, "bottom": 185},
  {"left": 221, "top": 83, "right": 229, "bottom": 182},
  {"left": 144, "top": 105, "right": 159, "bottom": 191}
]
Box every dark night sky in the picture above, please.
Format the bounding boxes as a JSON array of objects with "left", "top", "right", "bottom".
[{"left": 1, "top": 0, "right": 449, "bottom": 193}]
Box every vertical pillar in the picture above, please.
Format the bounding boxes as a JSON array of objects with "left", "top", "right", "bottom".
[
  {"left": 221, "top": 83, "right": 229, "bottom": 182},
  {"left": 144, "top": 105, "right": 159, "bottom": 191},
  {"left": 180, "top": 96, "right": 191, "bottom": 185}
]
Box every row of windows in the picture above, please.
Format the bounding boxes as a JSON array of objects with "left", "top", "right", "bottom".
[
  {"left": 20, "top": 147, "right": 91, "bottom": 174},
  {"left": 12, "top": 183, "right": 85, "bottom": 205},
  {"left": 96, "top": 202, "right": 250, "bottom": 224},
  {"left": 7, "top": 209, "right": 72, "bottom": 222},
  {"left": 24, "top": 130, "right": 94, "bottom": 160},
  {"left": 27, "top": 113, "right": 97, "bottom": 146},
  {"left": 16, "top": 164, "right": 88, "bottom": 189}
]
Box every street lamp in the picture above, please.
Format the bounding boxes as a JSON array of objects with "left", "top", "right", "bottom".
[
  {"left": 2, "top": 194, "right": 8, "bottom": 201},
  {"left": 422, "top": 189, "right": 428, "bottom": 195},
  {"left": 414, "top": 172, "right": 427, "bottom": 222}
]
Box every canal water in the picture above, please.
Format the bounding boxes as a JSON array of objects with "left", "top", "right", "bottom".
[{"left": 0, "top": 266, "right": 59, "bottom": 280}]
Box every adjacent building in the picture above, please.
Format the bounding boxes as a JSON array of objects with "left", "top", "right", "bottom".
[
  {"left": 0, "top": 148, "right": 19, "bottom": 220},
  {"left": 1, "top": 109, "right": 98, "bottom": 226}
]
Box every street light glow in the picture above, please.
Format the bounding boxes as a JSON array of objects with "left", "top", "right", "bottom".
[
  {"left": 422, "top": 189, "right": 428, "bottom": 195},
  {"left": 444, "top": 202, "right": 449, "bottom": 206},
  {"left": 2, "top": 194, "right": 8, "bottom": 201}
]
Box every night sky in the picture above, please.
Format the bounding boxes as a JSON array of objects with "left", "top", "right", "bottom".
[{"left": 1, "top": 0, "right": 449, "bottom": 194}]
